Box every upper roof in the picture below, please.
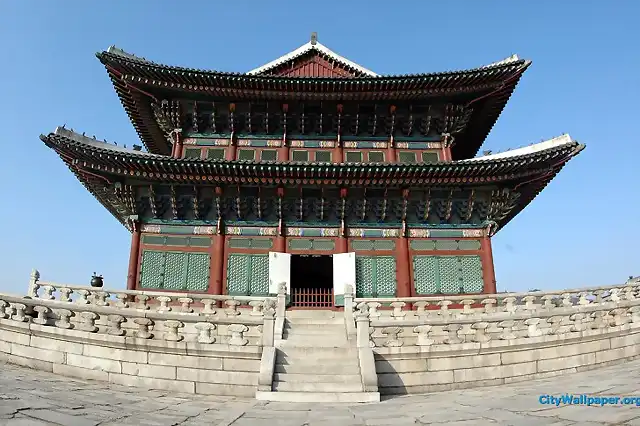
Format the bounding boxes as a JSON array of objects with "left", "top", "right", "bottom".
[
  {"left": 247, "top": 33, "right": 378, "bottom": 77},
  {"left": 41, "top": 127, "right": 584, "bottom": 230},
  {"left": 97, "top": 41, "right": 530, "bottom": 155}
]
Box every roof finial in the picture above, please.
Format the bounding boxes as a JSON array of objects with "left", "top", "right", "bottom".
[{"left": 310, "top": 32, "right": 317, "bottom": 45}]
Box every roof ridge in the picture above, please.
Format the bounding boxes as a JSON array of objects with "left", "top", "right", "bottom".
[
  {"left": 246, "top": 40, "right": 378, "bottom": 76},
  {"left": 99, "top": 44, "right": 530, "bottom": 80},
  {"left": 49, "top": 126, "right": 156, "bottom": 156}
]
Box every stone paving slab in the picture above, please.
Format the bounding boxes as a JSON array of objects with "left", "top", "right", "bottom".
[{"left": 1, "top": 359, "right": 640, "bottom": 425}]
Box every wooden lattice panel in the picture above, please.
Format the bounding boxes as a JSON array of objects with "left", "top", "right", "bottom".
[
  {"left": 355, "top": 256, "right": 397, "bottom": 297},
  {"left": 139, "top": 250, "right": 210, "bottom": 291},
  {"left": 412, "top": 255, "right": 484, "bottom": 295},
  {"left": 227, "top": 254, "right": 269, "bottom": 296}
]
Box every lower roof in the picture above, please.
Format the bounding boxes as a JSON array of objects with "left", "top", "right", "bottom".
[{"left": 41, "top": 127, "right": 584, "bottom": 231}]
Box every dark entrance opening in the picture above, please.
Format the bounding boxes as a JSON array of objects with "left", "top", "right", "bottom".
[{"left": 290, "top": 254, "right": 334, "bottom": 308}]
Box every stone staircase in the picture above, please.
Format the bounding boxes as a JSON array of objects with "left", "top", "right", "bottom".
[{"left": 255, "top": 310, "right": 380, "bottom": 403}]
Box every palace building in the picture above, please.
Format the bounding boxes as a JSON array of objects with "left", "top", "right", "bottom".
[{"left": 41, "top": 34, "right": 583, "bottom": 308}]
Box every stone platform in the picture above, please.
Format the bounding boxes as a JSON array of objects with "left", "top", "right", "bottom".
[{"left": 1, "top": 359, "right": 640, "bottom": 425}]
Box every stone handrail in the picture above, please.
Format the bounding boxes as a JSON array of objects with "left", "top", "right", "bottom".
[
  {"left": 353, "top": 282, "right": 637, "bottom": 319},
  {"left": 0, "top": 292, "right": 274, "bottom": 347},
  {"left": 27, "top": 270, "right": 278, "bottom": 319},
  {"left": 352, "top": 284, "right": 640, "bottom": 349},
  {"left": 353, "top": 283, "right": 640, "bottom": 395}
]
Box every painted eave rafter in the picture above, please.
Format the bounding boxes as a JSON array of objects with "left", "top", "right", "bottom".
[{"left": 41, "top": 127, "right": 584, "bottom": 233}]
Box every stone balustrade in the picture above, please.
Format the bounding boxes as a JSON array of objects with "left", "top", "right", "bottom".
[
  {"left": 349, "top": 282, "right": 640, "bottom": 395},
  {"left": 26, "top": 269, "right": 277, "bottom": 318},
  {"left": 353, "top": 283, "right": 637, "bottom": 319},
  {"left": 8, "top": 270, "right": 640, "bottom": 399},
  {"left": 0, "top": 270, "right": 287, "bottom": 398}
]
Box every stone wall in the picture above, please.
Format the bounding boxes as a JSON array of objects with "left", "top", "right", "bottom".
[
  {"left": 353, "top": 283, "right": 640, "bottom": 395},
  {"left": 3, "top": 271, "right": 640, "bottom": 399},
  {"left": 0, "top": 286, "right": 278, "bottom": 397}
]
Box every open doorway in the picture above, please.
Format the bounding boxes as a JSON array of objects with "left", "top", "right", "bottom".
[{"left": 290, "top": 254, "right": 334, "bottom": 308}]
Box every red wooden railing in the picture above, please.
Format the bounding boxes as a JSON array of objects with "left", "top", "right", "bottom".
[{"left": 291, "top": 287, "right": 334, "bottom": 308}]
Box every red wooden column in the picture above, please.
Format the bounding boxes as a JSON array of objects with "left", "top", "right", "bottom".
[
  {"left": 126, "top": 221, "right": 141, "bottom": 290},
  {"left": 274, "top": 234, "right": 286, "bottom": 252},
  {"left": 209, "top": 234, "right": 225, "bottom": 295},
  {"left": 387, "top": 106, "right": 397, "bottom": 162},
  {"left": 173, "top": 130, "right": 184, "bottom": 158},
  {"left": 335, "top": 234, "right": 348, "bottom": 253},
  {"left": 481, "top": 235, "right": 497, "bottom": 294},
  {"left": 279, "top": 104, "right": 290, "bottom": 162},
  {"left": 395, "top": 236, "right": 411, "bottom": 299},
  {"left": 440, "top": 133, "right": 454, "bottom": 162},
  {"left": 278, "top": 140, "right": 290, "bottom": 162},
  {"left": 274, "top": 186, "right": 286, "bottom": 252},
  {"left": 226, "top": 103, "right": 237, "bottom": 160},
  {"left": 334, "top": 104, "right": 344, "bottom": 163}
]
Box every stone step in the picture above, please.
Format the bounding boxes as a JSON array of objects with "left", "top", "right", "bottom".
[
  {"left": 283, "top": 324, "right": 346, "bottom": 333},
  {"left": 273, "top": 380, "right": 364, "bottom": 393},
  {"left": 276, "top": 358, "right": 359, "bottom": 368},
  {"left": 285, "top": 319, "right": 345, "bottom": 326},
  {"left": 285, "top": 310, "right": 339, "bottom": 319},
  {"left": 282, "top": 334, "right": 348, "bottom": 343},
  {"left": 277, "top": 346, "right": 357, "bottom": 357},
  {"left": 274, "top": 362, "right": 360, "bottom": 375},
  {"left": 256, "top": 390, "right": 381, "bottom": 403},
  {"left": 281, "top": 342, "right": 350, "bottom": 350},
  {"left": 274, "top": 373, "right": 362, "bottom": 384},
  {"left": 276, "top": 354, "right": 359, "bottom": 366}
]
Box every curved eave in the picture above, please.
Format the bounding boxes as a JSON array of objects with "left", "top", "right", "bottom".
[
  {"left": 42, "top": 129, "right": 584, "bottom": 231},
  {"left": 97, "top": 48, "right": 529, "bottom": 84},
  {"left": 497, "top": 144, "right": 586, "bottom": 231},
  {"left": 41, "top": 129, "right": 582, "bottom": 185},
  {"left": 97, "top": 48, "right": 530, "bottom": 156}
]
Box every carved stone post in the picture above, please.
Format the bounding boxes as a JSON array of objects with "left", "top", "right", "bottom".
[
  {"left": 262, "top": 307, "right": 275, "bottom": 347},
  {"left": 355, "top": 311, "right": 371, "bottom": 348},
  {"left": 344, "top": 284, "right": 356, "bottom": 338},
  {"left": 27, "top": 269, "right": 40, "bottom": 299},
  {"left": 274, "top": 282, "right": 287, "bottom": 339}
]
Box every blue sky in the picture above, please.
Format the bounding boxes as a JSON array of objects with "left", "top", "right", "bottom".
[{"left": 0, "top": 0, "right": 638, "bottom": 294}]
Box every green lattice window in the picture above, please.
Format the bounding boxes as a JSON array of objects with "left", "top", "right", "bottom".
[
  {"left": 398, "top": 151, "right": 417, "bottom": 163},
  {"left": 237, "top": 149, "right": 255, "bottom": 161},
  {"left": 315, "top": 151, "right": 332, "bottom": 162},
  {"left": 139, "top": 250, "right": 210, "bottom": 292},
  {"left": 142, "top": 235, "right": 211, "bottom": 247},
  {"left": 345, "top": 151, "right": 363, "bottom": 163},
  {"left": 351, "top": 239, "right": 396, "bottom": 251},
  {"left": 422, "top": 151, "right": 439, "bottom": 163},
  {"left": 227, "top": 238, "right": 273, "bottom": 249},
  {"left": 292, "top": 150, "right": 309, "bottom": 162},
  {"left": 412, "top": 255, "right": 483, "bottom": 295},
  {"left": 409, "top": 239, "right": 481, "bottom": 251},
  {"left": 355, "top": 256, "right": 396, "bottom": 297},
  {"left": 184, "top": 148, "right": 202, "bottom": 159},
  {"left": 288, "top": 238, "right": 336, "bottom": 251},
  {"left": 368, "top": 151, "right": 384, "bottom": 162},
  {"left": 226, "top": 254, "right": 269, "bottom": 296},
  {"left": 260, "top": 150, "right": 277, "bottom": 161},
  {"left": 207, "top": 148, "right": 225, "bottom": 160}
]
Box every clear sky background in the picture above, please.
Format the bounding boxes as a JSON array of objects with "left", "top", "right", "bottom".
[{"left": 0, "top": 0, "right": 637, "bottom": 294}]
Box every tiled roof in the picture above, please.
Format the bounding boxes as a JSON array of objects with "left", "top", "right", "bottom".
[
  {"left": 42, "top": 129, "right": 582, "bottom": 183},
  {"left": 97, "top": 45, "right": 530, "bottom": 157},
  {"left": 247, "top": 40, "right": 378, "bottom": 76}
]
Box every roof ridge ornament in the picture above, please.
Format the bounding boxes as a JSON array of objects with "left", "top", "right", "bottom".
[{"left": 311, "top": 32, "right": 318, "bottom": 45}]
